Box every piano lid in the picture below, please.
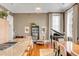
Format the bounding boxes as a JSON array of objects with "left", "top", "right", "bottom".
[{"left": 51, "top": 28, "right": 64, "bottom": 36}]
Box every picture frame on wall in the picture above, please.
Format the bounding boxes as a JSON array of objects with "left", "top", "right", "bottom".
[
  {"left": 41, "top": 26, "right": 46, "bottom": 40},
  {"left": 25, "top": 26, "right": 29, "bottom": 34},
  {"left": 41, "top": 26, "right": 46, "bottom": 34}
]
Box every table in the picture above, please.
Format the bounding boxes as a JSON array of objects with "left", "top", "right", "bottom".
[{"left": 57, "top": 41, "right": 79, "bottom": 56}]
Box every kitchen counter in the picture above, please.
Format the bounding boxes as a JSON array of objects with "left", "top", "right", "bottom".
[{"left": 0, "top": 37, "right": 33, "bottom": 56}]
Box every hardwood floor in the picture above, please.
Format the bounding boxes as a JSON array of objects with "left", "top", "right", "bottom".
[
  {"left": 23, "top": 43, "right": 53, "bottom": 56},
  {"left": 23, "top": 41, "right": 79, "bottom": 56}
]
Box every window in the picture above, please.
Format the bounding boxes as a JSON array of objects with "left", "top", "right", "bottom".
[
  {"left": 52, "top": 14, "right": 60, "bottom": 32},
  {"left": 67, "top": 8, "right": 73, "bottom": 38}
]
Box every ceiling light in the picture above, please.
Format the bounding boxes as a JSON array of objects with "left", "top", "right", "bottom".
[
  {"left": 35, "top": 7, "right": 42, "bottom": 13},
  {"left": 36, "top": 7, "right": 41, "bottom": 11}
]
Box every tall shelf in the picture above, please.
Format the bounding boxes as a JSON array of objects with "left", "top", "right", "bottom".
[{"left": 31, "top": 25, "right": 39, "bottom": 41}]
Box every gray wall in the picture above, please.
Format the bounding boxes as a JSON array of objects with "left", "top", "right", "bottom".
[{"left": 13, "top": 13, "right": 49, "bottom": 39}]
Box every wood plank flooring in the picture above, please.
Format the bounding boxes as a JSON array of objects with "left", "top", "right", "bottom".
[{"left": 23, "top": 43, "right": 53, "bottom": 56}]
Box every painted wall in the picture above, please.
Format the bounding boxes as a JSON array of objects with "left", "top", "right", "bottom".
[{"left": 13, "top": 13, "right": 49, "bottom": 40}]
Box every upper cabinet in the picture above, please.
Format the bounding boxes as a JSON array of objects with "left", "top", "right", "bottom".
[{"left": 0, "top": 18, "right": 9, "bottom": 44}]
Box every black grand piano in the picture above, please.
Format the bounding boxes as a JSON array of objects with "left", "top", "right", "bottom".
[
  {"left": 50, "top": 29, "right": 64, "bottom": 42},
  {"left": 50, "top": 29, "right": 65, "bottom": 56}
]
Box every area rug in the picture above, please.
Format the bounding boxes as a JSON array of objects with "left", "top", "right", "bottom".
[{"left": 40, "top": 49, "right": 55, "bottom": 56}]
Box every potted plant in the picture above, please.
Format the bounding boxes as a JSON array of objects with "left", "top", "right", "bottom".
[
  {"left": 0, "top": 11, "right": 8, "bottom": 19},
  {"left": 31, "top": 23, "right": 36, "bottom": 26}
]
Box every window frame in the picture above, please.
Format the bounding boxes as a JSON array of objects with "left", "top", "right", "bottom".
[{"left": 52, "top": 14, "right": 61, "bottom": 32}]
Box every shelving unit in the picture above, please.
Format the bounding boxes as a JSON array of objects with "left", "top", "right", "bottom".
[{"left": 31, "top": 25, "right": 39, "bottom": 42}]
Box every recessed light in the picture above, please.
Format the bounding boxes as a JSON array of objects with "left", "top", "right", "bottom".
[
  {"left": 36, "top": 7, "right": 41, "bottom": 11},
  {"left": 35, "top": 7, "right": 42, "bottom": 13}
]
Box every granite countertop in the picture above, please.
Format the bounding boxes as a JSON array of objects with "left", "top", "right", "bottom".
[{"left": 0, "top": 37, "right": 33, "bottom": 56}]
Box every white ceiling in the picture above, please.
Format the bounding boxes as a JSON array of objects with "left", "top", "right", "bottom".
[{"left": 0, "top": 3, "right": 74, "bottom": 13}]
